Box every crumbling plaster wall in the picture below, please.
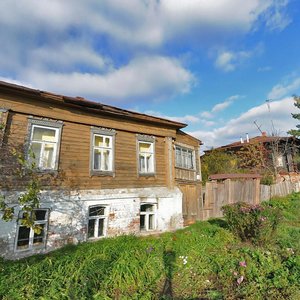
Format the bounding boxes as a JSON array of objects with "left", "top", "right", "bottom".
[{"left": 0, "top": 187, "right": 183, "bottom": 260}]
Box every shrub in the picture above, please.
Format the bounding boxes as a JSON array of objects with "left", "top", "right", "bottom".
[
  {"left": 222, "top": 202, "right": 281, "bottom": 245},
  {"left": 261, "top": 173, "right": 274, "bottom": 185}
]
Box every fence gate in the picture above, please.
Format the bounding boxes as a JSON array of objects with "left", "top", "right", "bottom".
[{"left": 179, "top": 182, "right": 202, "bottom": 226}]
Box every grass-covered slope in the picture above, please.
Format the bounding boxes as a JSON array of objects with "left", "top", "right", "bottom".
[{"left": 1, "top": 193, "right": 300, "bottom": 299}]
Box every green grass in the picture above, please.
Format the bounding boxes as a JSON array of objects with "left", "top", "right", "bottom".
[{"left": 1, "top": 193, "right": 300, "bottom": 299}]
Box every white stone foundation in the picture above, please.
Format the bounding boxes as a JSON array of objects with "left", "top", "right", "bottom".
[{"left": 0, "top": 187, "right": 183, "bottom": 260}]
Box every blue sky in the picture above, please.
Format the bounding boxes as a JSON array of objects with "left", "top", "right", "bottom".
[{"left": 1, "top": 0, "right": 300, "bottom": 150}]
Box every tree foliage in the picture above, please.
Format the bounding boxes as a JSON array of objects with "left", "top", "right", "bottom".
[
  {"left": 0, "top": 119, "right": 41, "bottom": 232},
  {"left": 237, "top": 142, "right": 266, "bottom": 171},
  {"left": 201, "top": 149, "right": 238, "bottom": 182},
  {"left": 288, "top": 95, "right": 300, "bottom": 137}
]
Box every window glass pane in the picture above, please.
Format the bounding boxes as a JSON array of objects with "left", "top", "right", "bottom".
[
  {"left": 98, "top": 218, "right": 104, "bottom": 237},
  {"left": 89, "top": 206, "right": 105, "bottom": 217},
  {"left": 139, "top": 142, "right": 151, "bottom": 153},
  {"left": 34, "top": 210, "right": 47, "bottom": 221},
  {"left": 139, "top": 155, "right": 145, "bottom": 172},
  {"left": 33, "top": 224, "right": 45, "bottom": 245},
  {"left": 175, "top": 147, "right": 181, "bottom": 167},
  {"left": 146, "top": 156, "right": 153, "bottom": 172},
  {"left": 31, "top": 142, "right": 42, "bottom": 164},
  {"left": 41, "top": 144, "right": 54, "bottom": 168},
  {"left": 104, "top": 137, "right": 110, "bottom": 147},
  {"left": 17, "top": 227, "right": 30, "bottom": 249},
  {"left": 140, "top": 215, "right": 145, "bottom": 230},
  {"left": 94, "top": 135, "right": 103, "bottom": 147},
  {"left": 103, "top": 150, "right": 110, "bottom": 170},
  {"left": 141, "top": 204, "right": 153, "bottom": 212},
  {"left": 149, "top": 214, "right": 154, "bottom": 230},
  {"left": 88, "top": 219, "right": 95, "bottom": 238},
  {"left": 33, "top": 127, "right": 56, "bottom": 142},
  {"left": 94, "top": 149, "right": 102, "bottom": 170}
]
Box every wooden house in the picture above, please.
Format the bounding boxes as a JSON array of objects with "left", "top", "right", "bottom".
[
  {"left": 0, "top": 81, "right": 202, "bottom": 259},
  {"left": 205, "top": 132, "right": 300, "bottom": 175}
]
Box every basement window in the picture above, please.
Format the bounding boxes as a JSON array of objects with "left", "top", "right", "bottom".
[
  {"left": 87, "top": 205, "right": 108, "bottom": 239},
  {"left": 15, "top": 209, "right": 49, "bottom": 251},
  {"left": 140, "top": 203, "right": 156, "bottom": 231}
]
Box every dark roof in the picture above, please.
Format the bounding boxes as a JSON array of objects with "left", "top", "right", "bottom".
[
  {"left": 209, "top": 173, "right": 262, "bottom": 180},
  {"left": 215, "top": 135, "right": 298, "bottom": 151},
  {"left": 0, "top": 80, "right": 187, "bottom": 129}
]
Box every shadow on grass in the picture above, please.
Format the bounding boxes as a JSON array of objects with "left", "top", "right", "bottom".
[
  {"left": 160, "top": 249, "right": 176, "bottom": 299},
  {"left": 208, "top": 218, "right": 228, "bottom": 229}
]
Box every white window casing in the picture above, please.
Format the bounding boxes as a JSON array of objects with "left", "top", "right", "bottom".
[
  {"left": 87, "top": 205, "right": 108, "bottom": 239},
  {"left": 140, "top": 203, "right": 157, "bottom": 231},
  {"left": 137, "top": 135, "right": 155, "bottom": 175},
  {"left": 15, "top": 209, "right": 49, "bottom": 252},
  {"left": 90, "top": 127, "right": 116, "bottom": 176},
  {"left": 27, "top": 118, "right": 63, "bottom": 171},
  {"left": 175, "top": 145, "right": 195, "bottom": 170}
]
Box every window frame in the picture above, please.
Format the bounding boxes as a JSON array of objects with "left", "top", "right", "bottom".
[
  {"left": 87, "top": 205, "right": 108, "bottom": 240},
  {"left": 90, "top": 127, "right": 116, "bottom": 176},
  {"left": 140, "top": 203, "right": 157, "bottom": 231},
  {"left": 137, "top": 135, "right": 156, "bottom": 176},
  {"left": 27, "top": 118, "right": 63, "bottom": 171},
  {"left": 15, "top": 209, "right": 49, "bottom": 252},
  {"left": 175, "top": 145, "right": 196, "bottom": 170}
]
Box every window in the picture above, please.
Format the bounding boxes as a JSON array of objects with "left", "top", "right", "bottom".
[
  {"left": 140, "top": 204, "right": 156, "bottom": 231},
  {"left": 137, "top": 138, "right": 155, "bottom": 174},
  {"left": 28, "top": 119, "right": 63, "bottom": 170},
  {"left": 175, "top": 146, "right": 195, "bottom": 170},
  {"left": 90, "top": 128, "right": 115, "bottom": 175},
  {"left": 15, "top": 209, "right": 49, "bottom": 251},
  {"left": 87, "top": 205, "right": 108, "bottom": 239}
]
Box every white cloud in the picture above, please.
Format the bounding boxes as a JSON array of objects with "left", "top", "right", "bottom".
[
  {"left": 0, "top": 1, "right": 290, "bottom": 48},
  {"left": 268, "top": 77, "right": 300, "bottom": 99},
  {"left": 264, "top": 0, "right": 291, "bottom": 31},
  {"left": 188, "top": 97, "right": 299, "bottom": 151},
  {"left": 215, "top": 49, "right": 254, "bottom": 72},
  {"left": 212, "top": 100, "right": 232, "bottom": 113},
  {"left": 8, "top": 56, "right": 194, "bottom": 102},
  {"left": 0, "top": 1, "right": 291, "bottom": 103},
  {"left": 30, "top": 43, "right": 110, "bottom": 72},
  {"left": 200, "top": 111, "right": 214, "bottom": 119},
  {"left": 201, "top": 95, "right": 242, "bottom": 119}
]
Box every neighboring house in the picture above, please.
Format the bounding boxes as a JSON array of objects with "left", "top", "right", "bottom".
[
  {"left": 208, "top": 132, "right": 300, "bottom": 174},
  {"left": 0, "top": 81, "right": 202, "bottom": 259}
]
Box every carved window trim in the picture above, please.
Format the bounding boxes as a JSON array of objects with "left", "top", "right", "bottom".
[
  {"left": 27, "top": 117, "right": 63, "bottom": 171},
  {"left": 175, "top": 144, "right": 196, "bottom": 171},
  {"left": 90, "top": 127, "right": 116, "bottom": 176},
  {"left": 136, "top": 135, "right": 156, "bottom": 176}
]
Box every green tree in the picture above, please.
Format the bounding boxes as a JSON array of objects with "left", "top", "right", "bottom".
[
  {"left": 288, "top": 95, "right": 300, "bottom": 137},
  {"left": 0, "top": 120, "right": 41, "bottom": 232},
  {"left": 201, "top": 149, "right": 238, "bottom": 182}
]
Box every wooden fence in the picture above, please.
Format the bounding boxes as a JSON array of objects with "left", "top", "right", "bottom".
[{"left": 201, "top": 178, "right": 300, "bottom": 220}]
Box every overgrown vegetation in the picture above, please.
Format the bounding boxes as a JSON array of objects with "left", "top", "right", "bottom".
[
  {"left": 1, "top": 193, "right": 300, "bottom": 299},
  {"left": 201, "top": 149, "right": 239, "bottom": 182},
  {"left": 288, "top": 95, "right": 300, "bottom": 137},
  {"left": 222, "top": 202, "right": 281, "bottom": 245},
  {"left": 0, "top": 148, "right": 41, "bottom": 232}
]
